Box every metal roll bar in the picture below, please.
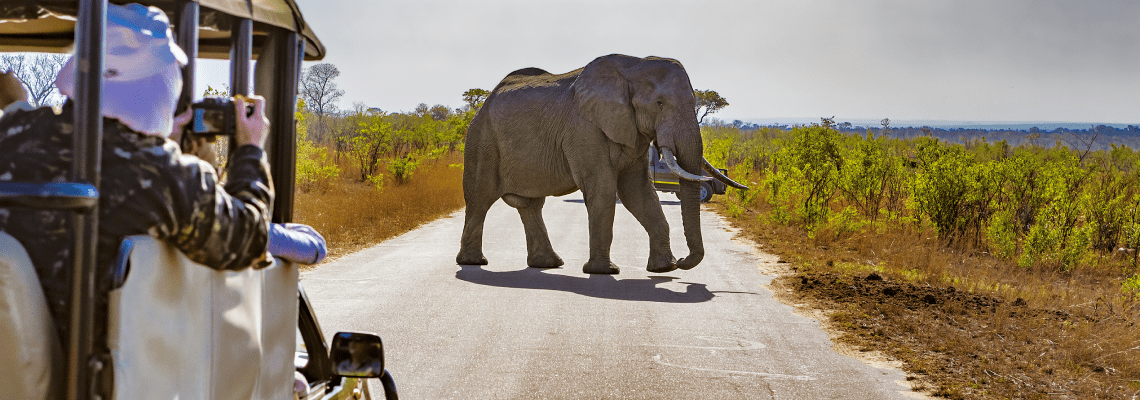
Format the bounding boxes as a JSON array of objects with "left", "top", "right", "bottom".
[{"left": 66, "top": 1, "right": 106, "bottom": 398}]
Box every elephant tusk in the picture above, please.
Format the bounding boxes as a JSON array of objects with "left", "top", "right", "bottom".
[
  {"left": 703, "top": 158, "right": 750, "bottom": 190},
  {"left": 660, "top": 147, "right": 712, "bottom": 182}
]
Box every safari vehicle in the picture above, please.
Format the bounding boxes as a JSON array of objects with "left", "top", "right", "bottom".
[
  {"left": 0, "top": 1, "right": 396, "bottom": 399},
  {"left": 648, "top": 146, "right": 728, "bottom": 202}
]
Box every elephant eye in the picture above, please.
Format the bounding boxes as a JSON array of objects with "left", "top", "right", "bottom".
[{"left": 656, "top": 100, "right": 664, "bottom": 107}]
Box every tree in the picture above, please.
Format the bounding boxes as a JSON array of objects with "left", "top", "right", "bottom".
[
  {"left": 349, "top": 112, "right": 392, "bottom": 182},
  {"left": 820, "top": 116, "right": 836, "bottom": 129},
  {"left": 462, "top": 88, "right": 489, "bottom": 111},
  {"left": 428, "top": 104, "right": 452, "bottom": 121},
  {"left": 300, "top": 63, "right": 345, "bottom": 140},
  {"left": 0, "top": 53, "right": 68, "bottom": 107},
  {"left": 693, "top": 89, "right": 728, "bottom": 124}
]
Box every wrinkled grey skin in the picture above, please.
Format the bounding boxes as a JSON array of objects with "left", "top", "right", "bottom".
[{"left": 456, "top": 54, "right": 742, "bottom": 274}]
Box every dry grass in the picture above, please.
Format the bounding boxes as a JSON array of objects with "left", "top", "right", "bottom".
[
  {"left": 293, "top": 151, "right": 465, "bottom": 263},
  {"left": 714, "top": 201, "right": 1140, "bottom": 399}
]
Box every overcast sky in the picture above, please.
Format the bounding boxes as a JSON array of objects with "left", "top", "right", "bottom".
[{"left": 203, "top": 0, "right": 1139, "bottom": 124}]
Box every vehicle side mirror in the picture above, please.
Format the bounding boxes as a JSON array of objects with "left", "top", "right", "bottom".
[{"left": 328, "top": 331, "right": 385, "bottom": 378}]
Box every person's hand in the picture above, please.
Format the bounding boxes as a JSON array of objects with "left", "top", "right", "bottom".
[
  {"left": 0, "top": 70, "right": 29, "bottom": 108},
  {"left": 234, "top": 94, "right": 269, "bottom": 148}
]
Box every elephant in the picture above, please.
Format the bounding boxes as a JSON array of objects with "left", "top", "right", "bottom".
[{"left": 456, "top": 54, "right": 747, "bottom": 275}]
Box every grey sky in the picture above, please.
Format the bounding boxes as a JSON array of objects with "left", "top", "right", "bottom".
[{"left": 206, "top": 0, "right": 1139, "bottom": 124}]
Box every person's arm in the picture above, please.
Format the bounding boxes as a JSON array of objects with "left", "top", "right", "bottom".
[
  {"left": 268, "top": 223, "right": 328, "bottom": 264},
  {"left": 160, "top": 95, "right": 275, "bottom": 270}
]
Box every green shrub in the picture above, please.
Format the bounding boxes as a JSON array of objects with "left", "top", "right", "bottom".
[
  {"left": 908, "top": 137, "right": 998, "bottom": 247},
  {"left": 1014, "top": 152, "right": 1092, "bottom": 270},
  {"left": 986, "top": 209, "right": 1018, "bottom": 259},
  {"left": 827, "top": 205, "right": 866, "bottom": 239},
  {"left": 1122, "top": 273, "right": 1140, "bottom": 297},
  {"left": 785, "top": 126, "right": 843, "bottom": 229},
  {"left": 367, "top": 173, "right": 384, "bottom": 192},
  {"left": 837, "top": 131, "right": 900, "bottom": 225},
  {"left": 692, "top": 123, "right": 1140, "bottom": 271},
  {"left": 388, "top": 156, "right": 418, "bottom": 185},
  {"left": 723, "top": 164, "right": 758, "bottom": 219},
  {"left": 296, "top": 140, "right": 341, "bottom": 193},
  {"left": 761, "top": 159, "right": 797, "bottom": 226},
  {"left": 295, "top": 98, "right": 340, "bottom": 193}
]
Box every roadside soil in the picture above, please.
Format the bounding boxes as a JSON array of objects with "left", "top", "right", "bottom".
[{"left": 716, "top": 206, "right": 1140, "bottom": 399}]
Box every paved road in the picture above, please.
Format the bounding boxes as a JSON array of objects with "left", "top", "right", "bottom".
[{"left": 301, "top": 192, "right": 919, "bottom": 399}]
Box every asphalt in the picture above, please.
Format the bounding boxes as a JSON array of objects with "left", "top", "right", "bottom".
[{"left": 301, "top": 192, "right": 921, "bottom": 399}]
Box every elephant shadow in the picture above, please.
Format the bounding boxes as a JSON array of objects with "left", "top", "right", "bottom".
[
  {"left": 561, "top": 199, "right": 682, "bottom": 206},
  {"left": 455, "top": 265, "right": 714, "bottom": 303}
]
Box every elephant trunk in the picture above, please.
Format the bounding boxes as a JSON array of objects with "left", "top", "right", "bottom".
[{"left": 660, "top": 138, "right": 706, "bottom": 270}]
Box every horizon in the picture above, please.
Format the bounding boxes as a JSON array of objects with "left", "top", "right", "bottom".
[{"left": 730, "top": 117, "right": 1139, "bottom": 130}]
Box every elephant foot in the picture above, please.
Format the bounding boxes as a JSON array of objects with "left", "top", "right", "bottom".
[
  {"left": 528, "top": 252, "right": 565, "bottom": 268},
  {"left": 676, "top": 255, "right": 702, "bottom": 270},
  {"left": 583, "top": 259, "right": 619, "bottom": 275},
  {"left": 646, "top": 254, "right": 678, "bottom": 273},
  {"left": 456, "top": 251, "right": 488, "bottom": 266}
]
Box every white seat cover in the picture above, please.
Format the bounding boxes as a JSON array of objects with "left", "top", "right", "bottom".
[
  {"left": 0, "top": 231, "right": 63, "bottom": 400},
  {"left": 108, "top": 235, "right": 298, "bottom": 399}
]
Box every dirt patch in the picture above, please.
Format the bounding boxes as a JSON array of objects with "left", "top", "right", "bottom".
[
  {"left": 710, "top": 206, "right": 1140, "bottom": 399},
  {"left": 773, "top": 269, "right": 1139, "bottom": 399}
]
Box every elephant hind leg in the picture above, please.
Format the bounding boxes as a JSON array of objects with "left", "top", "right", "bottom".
[
  {"left": 507, "top": 194, "right": 564, "bottom": 268},
  {"left": 457, "top": 195, "right": 496, "bottom": 265}
]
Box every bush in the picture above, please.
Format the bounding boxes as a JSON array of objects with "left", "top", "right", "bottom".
[
  {"left": 701, "top": 122, "right": 1139, "bottom": 273},
  {"left": 366, "top": 173, "right": 384, "bottom": 192},
  {"left": 785, "top": 126, "right": 843, "bottom": 229},
  {"left": 297, "top": 139, "right": 340, "bottom": 193},
  {"left": 985, "top": 209, "right": 1019, "bottom": 259},
  {"left": 837, "top": 131, "right": 901, "bottom": 225},
  {"left": 908, "top": 137, "right": 998, "bottom": 247},
  {"left": 388, "top": 156, "right": 418, "bottom": 185},
  {"left": 1122, "top": 273, "right": 1140, "bottom": 298},
  {"left": 1015, "top": 152, "right": 1090, "bottom": 270},
  {"left": 295, "top": 98, "right": 340, "bottom": 193}
]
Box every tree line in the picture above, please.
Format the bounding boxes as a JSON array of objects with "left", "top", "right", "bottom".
[{"left": 704, "top": 120, "right": 1140, "bottom": 293}]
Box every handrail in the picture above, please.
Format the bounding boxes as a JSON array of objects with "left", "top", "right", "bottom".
[{"left": 0, "top": 182, "right": 98, "bottom": 210}]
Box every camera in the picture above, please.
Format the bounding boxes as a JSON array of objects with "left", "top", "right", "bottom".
[{"left": 189, "top": 96, "right": 253, "bottom": 137}]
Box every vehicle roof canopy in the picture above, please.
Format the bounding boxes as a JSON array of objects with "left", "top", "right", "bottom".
[{"left": 0, "top": 0, "right": 325, "bottom": 60}]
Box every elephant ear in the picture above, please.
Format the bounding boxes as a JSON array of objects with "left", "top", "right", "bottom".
[{"left": 572, "top": 56, "right": 639, "bottom": 149}]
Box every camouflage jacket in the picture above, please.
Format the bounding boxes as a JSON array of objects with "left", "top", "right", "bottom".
[{"left": 0, "top": 102, "right": 274, "bottom": 343}]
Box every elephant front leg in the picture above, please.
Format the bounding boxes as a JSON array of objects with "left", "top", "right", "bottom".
[
  {"left": 504, "top": 194, "right": 564, "bottom": 268},
  {"left": 617, "top": 166, "right": 677, "bottom": 273},
  {"left": 581, "top": 188, "right": 620, "bottom": 275}
]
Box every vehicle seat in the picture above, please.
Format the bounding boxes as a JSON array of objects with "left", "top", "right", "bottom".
[
  {"left": 108, "top": 235, "right": 298, "bottom": 400},
  {"left": 0, "top": 231, "right": 63, "bottom": 400}
]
